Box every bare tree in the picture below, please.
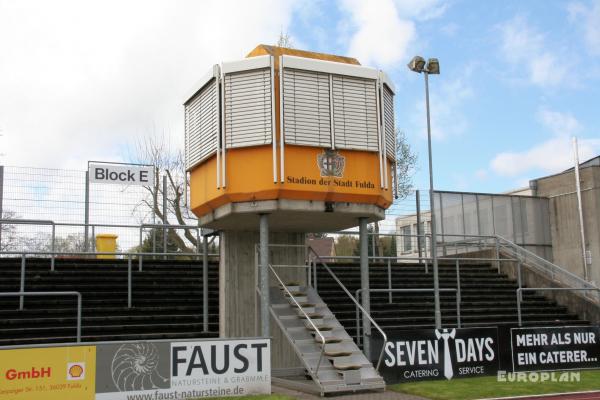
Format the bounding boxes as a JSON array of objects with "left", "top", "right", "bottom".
[
  {"left": 276, "top": 30, "right": 293, "bottom": 48},
  {"left": 130, "top": 134, "right": 198, "bottom": 253},
  {"left": 0, "top": 211, "right": 19, "bottom": 251},
  {"left": 374, "top": 129, "right": 417, "bottom": 256},
  {"left": 396, "top": 129, "right": 417, "bottom": 199}
]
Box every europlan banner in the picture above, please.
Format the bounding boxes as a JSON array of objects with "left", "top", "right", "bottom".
[{"left": 0, "top": 338, "right": 271, "bottom": 400}]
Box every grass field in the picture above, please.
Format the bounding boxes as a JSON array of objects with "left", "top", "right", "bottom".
[
  {"left": 390, "top": 370, "right": 600, "bottom": 400},
  {"left": 201, "top": 396, "right": 295, "bottom": 400}
]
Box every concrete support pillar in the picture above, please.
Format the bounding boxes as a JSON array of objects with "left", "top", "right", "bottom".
[
  {"left": 219, "top": 229, "right": 306, "bottom": 371},
  {"left": 359, "top": 217, "right": 371, "bottom": 359},
  {"left": 259, "top": 214, "right": 270, "bottom": 339}
]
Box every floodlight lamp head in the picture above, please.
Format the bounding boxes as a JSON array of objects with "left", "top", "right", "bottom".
[
  {"left": 407, "top": 56, "right": 426, "bottom": 73},
  {"left": 426, "top": 58, "right": 440, "bottom": 74}
]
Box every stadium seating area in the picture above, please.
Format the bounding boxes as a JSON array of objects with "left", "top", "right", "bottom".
[{"left": 0, "top": 258, "right": 587, "bottom": 346}]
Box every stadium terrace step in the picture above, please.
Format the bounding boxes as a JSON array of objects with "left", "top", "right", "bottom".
[
  {"left": 0, "top": 258, "right": 220, "bottom": 346},
  {"left": 0, "top": 257, "right": 589, "bottom": 349},
  {"left": 316, "top": 262, "right": 589, "bottom": 335}
]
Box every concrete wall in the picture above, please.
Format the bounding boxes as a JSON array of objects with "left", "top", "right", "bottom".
[
  {"left": 534, "top": 166, "right": 600, "bottom": 286},
  {"left": 219, "top": 230, "right": 307, "bottom": 370}
]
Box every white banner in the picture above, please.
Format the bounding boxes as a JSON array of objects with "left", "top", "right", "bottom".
[{"left": 88, "top": 163, "right": 154, "bottom": 186}]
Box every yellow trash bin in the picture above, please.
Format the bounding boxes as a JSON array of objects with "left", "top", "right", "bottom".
[{"left": 96, "top": 234, "right": 118, "bottom": 259}]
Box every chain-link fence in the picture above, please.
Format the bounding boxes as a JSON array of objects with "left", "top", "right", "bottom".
[
  {"left": 6, "top": 164, "right": 550, "bottom": 263},
  {"left": 0, "top": 165, "right": 198, "bottom": 254}
]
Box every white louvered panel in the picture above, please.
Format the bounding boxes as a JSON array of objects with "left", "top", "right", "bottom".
[
  {"left": 224, "top": 68, "right": 272, "bottom": 149},
  {"left": 185, "top": 78, "right": 218, "bottom": 170},
  {"left": 383, "top": 85, "right": 396, "bottom": 160},
  {"left": 332, "top": 75, "right": 379, "bottom": 152},
  {"left": 282, "top": 68, "right": 331, "bottom": 147}
]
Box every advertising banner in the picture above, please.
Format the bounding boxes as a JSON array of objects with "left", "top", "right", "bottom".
[
  {"left": 0, "top": 345, "right": 96, "bottom": 400},
  {"left": 0, "top": 338, "right": 269, "bottom": 400},
  {"left": 88, "top": 162, "right": 154, "bottom": 186},
  {"left": 376, "top": 327, "right": 499, "bottom": 383},
  {"left": 511, "top": 326, "right": 600, "bottom": 372},
  {"left": 95, "top": 338, "right": 270, "bottom": 400}
]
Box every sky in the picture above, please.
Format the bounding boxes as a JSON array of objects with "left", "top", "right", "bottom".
[{"left": 1, "top": 0, "right": 600, "bottom": 194}]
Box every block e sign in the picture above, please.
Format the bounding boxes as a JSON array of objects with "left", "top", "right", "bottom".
[{"left": 89, "top": 163, "right": 154, "bottom": 186}]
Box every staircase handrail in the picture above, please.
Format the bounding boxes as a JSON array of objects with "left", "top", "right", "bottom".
[
  {"left": 307, "top": 246, "right": 388, "bottom": 372},
  {"left": 495, "top": 235, "right": 600, "bottom": 297},
  {"left": 267, "top": 264, "right": 327, "bottom": 378}
]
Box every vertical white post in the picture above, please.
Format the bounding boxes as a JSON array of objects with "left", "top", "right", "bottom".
[
  {"left": 84, "top": 171, "right": 90, "bottom": 252},
  {"left": 163, "top": 175, "right": 167, "bottom": 260},
  {"left": 270, "top": 57, "right": 278, "bottom": 183},
  {"left": 0, "top": 165, "right": 3, "bottom": 250},
  {"left": 573, "top": 137, "right": 589, "bottom": 281}
]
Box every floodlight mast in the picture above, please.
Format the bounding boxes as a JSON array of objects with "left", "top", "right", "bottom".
[{"left": 408, "top": 55, "right": 442, "bottom": 329}]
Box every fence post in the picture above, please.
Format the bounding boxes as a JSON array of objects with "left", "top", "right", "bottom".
[
  {"left": 455, "top": 259, "right": 461, "bottom": 327},
  {"left": 84, "top": 171, "right": 90, "bottom": 253},
  {"left": 416, "top": 189, "right": 423, "bottom": 264},
  {"left": 76, "top": 292, "right": 82, "bottom": 342},
  {"left": 517, "top": 289, "right": 523, "bottom": 327},
  {"left": 424, "top": 236, "right": 429, "bottom": 274},
  {"left": 51, "top": 223, "right": 56, "bottom": 271},
  {"left": 359, "top": 217, "right": 371, "bottom": 359},
  {"left": 517, "top": 261, "right": 522, "bottom": 291},
  {"left": 355, "top": 289, "right": 362, "bottom": 345},
  {"left": 20, "top": 254, "right": 25, "bottom": 310},
  {"left": 127, "top": 254, "right": 132, "bottom": 308},
  {"left": 91, "top": 225, "right": 95, "bottom": 252},
  {"left": 387, "top": 259, "right": 392, "bottom": 304},
  {"left": 0, "top": 165, "right": 4, "bottom": 250},
  {"left": 163, "top": 175, "right": 167, "bottom": 260},
  {"left": 196, "top": 228, "right": 201, "bottom": 261},
  {"left": 202, "top": 234, "right": 209, "bottom": 332},
  {"left": 495, "top": 237, "right": 500, "bottom": 273},
  {"left": 313, "top": 259, "right": 318, "bottom": 291},
  {"left": 152, "top": 175, "right": 157, "bottom": 255},
  {"left": 138, "top": 226, "right": 143, "bottom": 258}
]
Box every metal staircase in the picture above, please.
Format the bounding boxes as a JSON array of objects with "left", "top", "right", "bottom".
[{"left": 268, "top": 264, "right": 386, "bottom": 396}]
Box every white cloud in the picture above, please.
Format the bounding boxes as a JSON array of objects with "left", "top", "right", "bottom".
[
  {"left": 411, "top": 70, "right": 474, "bottom": 140},
  {"left": 490, "top": 109, "right": 600, "bottom": 177},
  {"left": 497, "top": 15, "right": 570, "bottom": 88},
  {"left": 537, "top": 108, "right": 582, "bottom": 136},
  {"left": 0, "top": 0, "right": 297, "bottom": 168},
  {"left": 568, "top": 0, "right": 600, "bottom": 55},
  {"left": 338, "top": 0, "right": 446, "bottom": 68}
]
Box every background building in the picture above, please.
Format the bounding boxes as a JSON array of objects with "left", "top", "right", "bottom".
[{"left": 397, "top": 156, "right": 599, "bottom": 284}]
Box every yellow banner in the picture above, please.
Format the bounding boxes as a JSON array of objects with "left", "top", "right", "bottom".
[{"left": 0, "top": 346, "right": 96, "bottom": 400}]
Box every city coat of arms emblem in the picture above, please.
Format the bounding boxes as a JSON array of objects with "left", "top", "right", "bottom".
[{"left": 317, "top": 150, "right": 345, "bottom": 178}]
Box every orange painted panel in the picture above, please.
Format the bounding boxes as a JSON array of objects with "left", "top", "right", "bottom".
[{"left": 189, "top": 145, "right": 394, "bottom": 218}]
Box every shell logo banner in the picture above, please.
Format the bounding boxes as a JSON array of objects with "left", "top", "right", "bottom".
[
  {"left": 0, "top": 338, "right": 270, "bottom": 400},
  {"left": 0, "top": 345, "right": 96, "bottom": 400}
]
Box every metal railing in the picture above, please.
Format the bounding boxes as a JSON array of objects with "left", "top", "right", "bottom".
[
  {"left": 307, "top": 246, "right": 388, "bottom": 371},
  {"left": 354, "top": 288, "right": 460, "bottom": 346},
  {"left": 0, "top": 218, "right": 205, "bottom": 266},
  {"left": 516, "top": 288, "right": 600, "bottom": 326},
  {"left": 497, "top": 235, "right": 600, "bottom": 303},
  {"left": 1, "top": 249, "right": 218, "bottom": 335},
  {"left": 0, "top": 291, "right": 82, "bottom": 342},
  {"left": 267, "top": 264, "right": 326, "bottom": 380}
]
